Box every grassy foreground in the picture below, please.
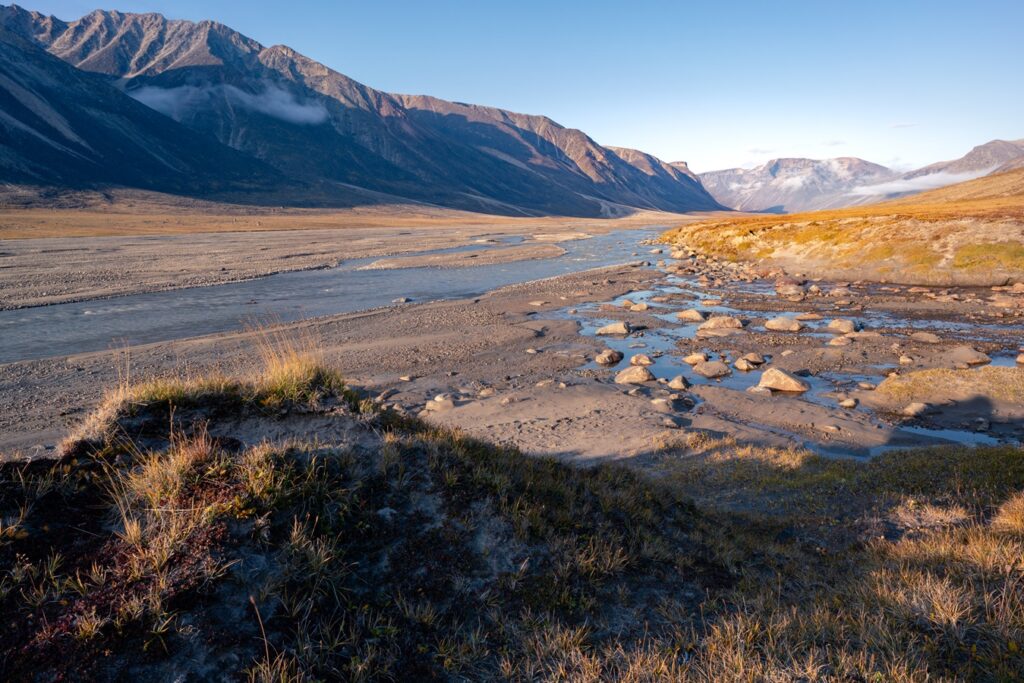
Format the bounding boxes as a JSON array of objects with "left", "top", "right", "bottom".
[
  {"left": 660, "top": 168, "right": 1024, "bottom": 285},
  {"left": 2, "top": 344, "right": 1023, "bottom": 680}
]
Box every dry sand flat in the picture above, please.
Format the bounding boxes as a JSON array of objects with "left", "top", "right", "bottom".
[
  {"left": 358, "top": 243, "right": 566, "bottom": 270},
  {"left": 0, "top": 204, "right": 712, "bottom": 309}
]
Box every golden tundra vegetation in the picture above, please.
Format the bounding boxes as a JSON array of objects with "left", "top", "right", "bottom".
[
  {"left": 1, "top": 334, "right": 1023, "bottom": 680},
  {"left": 660, "top": 168, "right": 1024, "bottom": 285}
]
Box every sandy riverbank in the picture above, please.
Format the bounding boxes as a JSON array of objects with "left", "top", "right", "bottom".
[
  {"left": 4, "top": 247, "right": 1023, "bottom": 462},
  {"left": 0, "top": 209, "right": 699, "bottom": 309}
]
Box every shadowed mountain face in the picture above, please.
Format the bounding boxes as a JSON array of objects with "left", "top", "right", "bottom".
[
  {"left": 0, "top": 5, "right": 724, "bottom": 216},
  {"left": 695, "top": 157, "right": 895, "bottom": 213},
  {"left": 0, "top": 25, "right": 284, "bottom": 196}
]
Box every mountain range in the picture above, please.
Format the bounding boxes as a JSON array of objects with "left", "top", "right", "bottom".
[
  {"left": 0, "top": 4, "right": 723, "bottom": 216},
  {"left": 696, "top": 139, "right": 1024, "bottom": 213}
]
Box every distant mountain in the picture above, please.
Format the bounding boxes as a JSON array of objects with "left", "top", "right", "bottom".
[
  {"left": 695, "top": 157, "right": 895, "bottom": 213},
  {"left": 0, "top": 24, "right": 284, "bottom": 197},
  {"left": 905, "top": 139, "right": 1024, "bottom": 178},
  {"left": 698, "top": 140, "right": 1024, "bottom": 214},
  {"left": 0, "top": 4, "right": 724, "bottom": 216}
]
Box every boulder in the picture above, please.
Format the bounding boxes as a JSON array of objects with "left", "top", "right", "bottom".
[
  {"left": 698, "top": 315, "right": 743, "bottom": 330},
  {"left": 839, "top": 398, "right": 858, "bottom": 409},
  {"left": 758, "top": 368, "right": 810, "bottom": 393},
  {"left": 902, "top": 402, "right": 930, "bottom": 417},
  {"left": 675, "top": 309, "right": 706, "bottom": 322},
  {"left": 946, "top": 345, "right": 991, "bottom": 366},
  {"left": 741, "top": 352, "right": 766, "bottom": 365},
  {"left": 734, "top": 358, "right": 756, "bottom": 371},
  {"left": 910, "top": 331, "right": 941, "bottom": 344},
  {"left": 631, "top": 354, "right": 654, "bottom": 366},
  {"left": 765, "top": 316, "right": 805, "bottom": 332},
  {"left": 693, "top": 360, "right": 731, "bottom": 378},
  {"left": 614, "top": 366, "right": 656, "bottom": 384},
  {"left": 683, "top": 352, "right": 708, "bottom": 365},
  {"left": 668, "top": 375, "right": 690, "bottom": 390},
  {"left": 595, "top": 349, "right": 624, "bottom": 365},
  {"left": 827, "top": 318, "right": 858, "bottom": 334},
  {"left": 596, "top": 321, "right": 631, "bottom": 336}
]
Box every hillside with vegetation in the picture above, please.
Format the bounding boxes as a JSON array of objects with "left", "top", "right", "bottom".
[
  {"left": 661, "top": 168, "right": 1024, "bottom": 285},
  {"left": 2, "top": 336, "right": 1023, "bottom": 680}
]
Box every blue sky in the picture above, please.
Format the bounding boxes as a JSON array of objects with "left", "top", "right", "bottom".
[{"left": 21, "top": 0, "right": 1024, "bottom": 172}]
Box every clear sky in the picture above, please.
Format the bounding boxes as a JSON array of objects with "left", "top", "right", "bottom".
[{"left": 19, "top": 0, "right": 1024, "bottom": 172}]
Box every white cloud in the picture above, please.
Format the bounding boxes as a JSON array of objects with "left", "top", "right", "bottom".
[
  {"left": 890, "top": 122, "right": 919, "bottom": 129},
  {"left": 130, "top": 83, "right": 329, "bottom": 125},
  {"left": 848, "top": 168, "right": 994, "bottom": 196},
  {"left": 822, "top": 139, "right": 846, "bottom": 147}
]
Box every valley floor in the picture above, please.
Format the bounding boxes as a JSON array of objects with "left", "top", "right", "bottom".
[{"left": 3, "top": 227, "right": 1024, "bottom": 679}]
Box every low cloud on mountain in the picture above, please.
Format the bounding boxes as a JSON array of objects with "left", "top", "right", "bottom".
[
  {"left": 131, "top": 83, "right": 329, "bottom": 125},
  {"left": 849, "top": 168, "right": 994, "bottom": 196}
]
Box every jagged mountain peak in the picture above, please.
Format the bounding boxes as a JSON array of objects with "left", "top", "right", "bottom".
[{"left": 1, "top": 3, "right": 723, "bottom": 215}]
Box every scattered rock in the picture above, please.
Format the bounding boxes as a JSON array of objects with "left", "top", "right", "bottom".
[
  {"left": 683, "top": 352, "right": 708, "bottom": 365},
  {"left": 734, "top": 358, "right": 756, "bottom": 371},
  {"left": 946, "top": 345, "right": 991, "bottom": 366},
  {"left": 675, "top": 309, "right": 706, "bottom": 322},
  {"left": 668, "top": 375, "right": 690, "bottom": 390},
  {"left": 693, "top": 361, "right": 731, "bottom": 378},
  {"left": 902, "top": 402, "right": 930, "bottom": 417},
  {"left": 858, "top": 382, "right": 876, "bottom": 390},
  {"left": 899, "top": 355, "right": 914, "bottom": 366},
  {"left": 758, "top": 368, "right": 810, "bottom": 393},
  {"left": 828, "top": 336, "right": 853, "bottom": 347},
  {"left": 741, "top": 352, "right": 766, "bottom": 365},
  {"left": 796, "top": 312, "right": 823, "bottom": 321},
  {"left": 596, "top": 321, "right": 631, "bottom": 336},
  {"left": 595, "top": 349, "right": 624, "bottom": 365},
  {"left": 631, "top": 354, "right": 654, "bottom": 366},
  {"left": 698, "top": 315, "right": 743, "bottom": 330},
  {"left": 839, "top": 398, "right": 858, "bottom": 409},
  {"left": 910, "top": 331, "right": 941, "bottom": 344},
  {"left": 392, "top": 297, "right": 412, "bottom": 303},
  {"left": 615, "top": 366, "right": 656, "bottom": 384},
  {"left": 765, "top": 316, "right": 804, "bottom": 332},
  {"left": 827, "top": 318, "right": 858, "bottom": 334},
  {"left": 629, "top": 302, "right": 650, "bottom": 312}
]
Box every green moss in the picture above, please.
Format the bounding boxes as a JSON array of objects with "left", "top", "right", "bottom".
[{"left": 952, "top": 241, "right": 1024, "bottom": 271}]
